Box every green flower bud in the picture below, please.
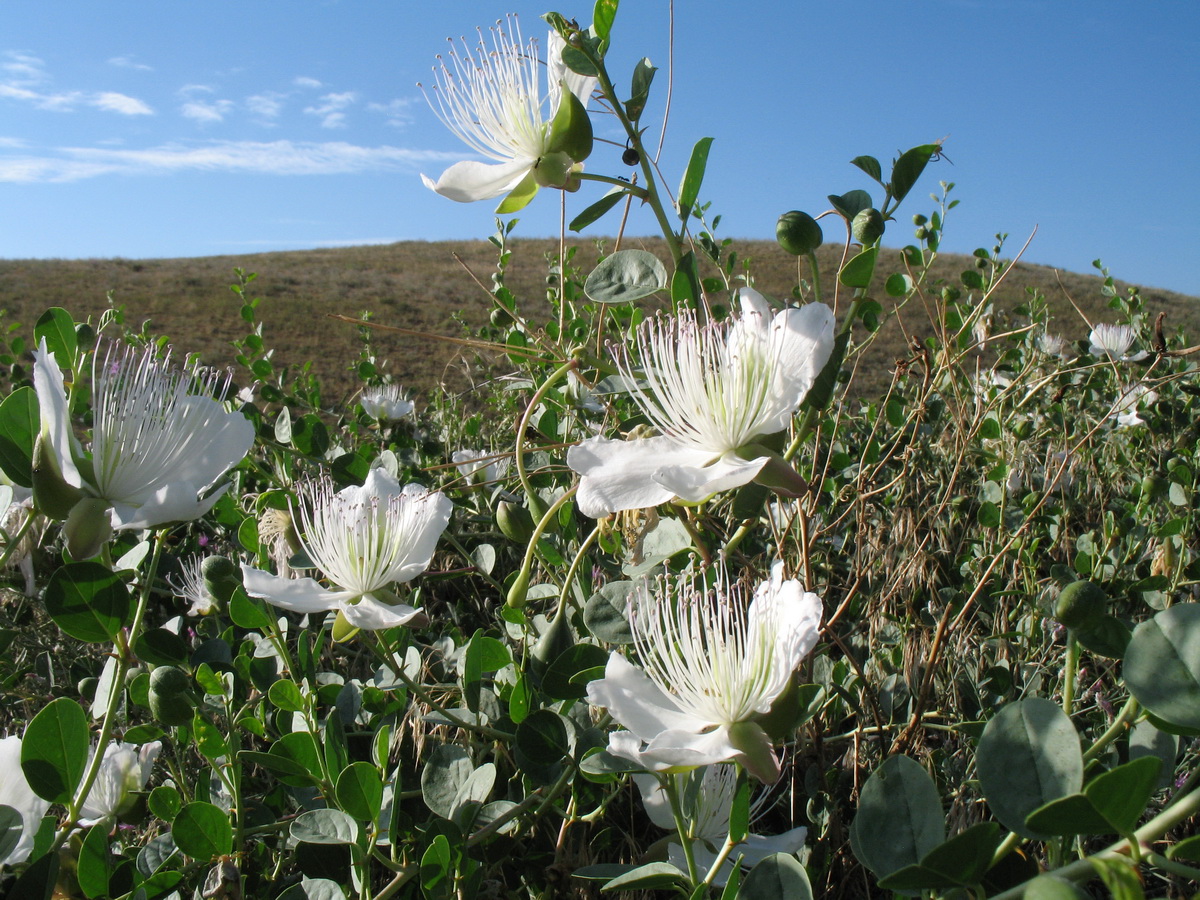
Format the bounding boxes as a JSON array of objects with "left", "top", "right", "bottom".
[
  {"left": 64, "top": 497, "right": 113, "bottom": 560},
  {"left": 149, "top": 666, "right": 195, "bottom": 726},
  {"left": 912, "top": 213, "right": 928, "bottom": 226},
  {"left": 531, "top": 604, "right": 574, "bottom": 681},
  {"left": 496, "top": 500, "right": 536, "bottom": 544},
  {"left": 775, "top": 210, "right": 823, "bottom": 256},
  {"left": 201, "top": 555, "right": 243, "bottom": 605},
  {"left": 852, "top": 208, "right": 885, "bottom": 244},
  {"left": 1054, "top": 581, "right": 1108, "bottom": 631}
]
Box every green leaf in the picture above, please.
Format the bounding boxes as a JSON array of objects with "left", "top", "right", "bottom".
[
  {"left": 172, "top": 801, "right": 233, "bottom": 861},
  {"left": 1129, "top": 718, "right": 1178, "bottom": 790},
  {"left": 976, "top": 697, "right": 1083, "bottom": 838},
  {"left": 134, "top": 628, "right": 188, "bottom": 667},
  {"left": 977, "top": 501, "right": 1001, "bottom": 529},
  {"left": 728, "top": 768, "right": 751, "bottom": 845},
  {"left": 1084, "top": 756, "right": 1161, "bottom": 834},
  {"left": 1124, "top": 604, "right": 1200, "bottom": 730},
  {"left": 540, "top": 643, "right": 609, "bottom": 700},
  {"left": 44, "top": 562, "right": 131, "bottom": 643},
  {"left": 601, "top": 861, "right": 687, "bottom": 891},
  {"left": 677, "top": 137, "right": 713, "bottom": 221},
  {"left": 885, "top": 273, "right": 914, "bottom": 298},
  {"left": 850, "top": 155, "right": 883, "bottom": 184},
  {"left": 1168, "top": 833, "right": 1200, "bottom": 862},
  {"left": 267, "top": 732, "right": 324, "bottom": 786},
  {"left": 584, "top": 249, "right": 667, "bottom": 304},
  {"left": 421, "top": 743, "right": 472, "bottom": 820},
  {"left": 919, "top": 821, "right": 1002, "bottom": 885},
  {"left": 291, "top": 809, "right": 361, "bottom": 845},
  {"left": 148, "top": 784, "right": 182, "bottom": 823},
  {"left": 0, "top": 386, "right": 38, "bottom": 487},
  {"left": 229, "top": 588, "right": 275, "bottom": 630},
  {"left": 192, "top": 713, "right": 230, "bottom": 761},
  {"left": 1024, "top": 874, "right": 1087, "bottom": 899},
  {"left": 292, "top": 413, "right": 330, "bottom": 458},
  {"left": 0, "top": 806, "right": 23, "bottom": 873},
  {"left": 849, "top": 755, "right": 945, "bottom": 878},
  {"left": 827, "top": 190, "right": 872, "bottom": 220},
  {"left": 804, "top": 330, "right": 849, "bottom": 412},
  {"left": 21, "top": 696, "right": 89, "bottom": 803},
  {"left": 1091, "top": 856, "right": 1145, "bottom": 900},
  {"left": 592, "top": 0, "right": 618, "bottom": 42},
  {"left": 463, "top": 630, "right": 510, "bottom": 713},
  {"left": 450, "top": 762, "right": 496, "bottom": 829},
  {"left": 838, "top": 247, "right": 877, "bottom": 289},
  {"left": 1024, "top": 793, "right": 1111, "bottom": 837},
  {"left": 268, "top": 679, "right": 306, "bottom": 713},
  {"left": 583, "top": 581, "right": 635, "bottom": 644},
  {"left": 560, "top": 46, "right": 598, "bottom": 77},
  {"left": 420, "top": 834, "right": 453, "bottom": 895},
  {"left": 515, "top": 709, "right": 571, "bottom": 764},
  {"left": 76, "top": 822, "right": 113, "bottom": 899},
  {"left": 569, "top": 188, "right": 626, "bottom": 233},
  {"left": 671, "top": 250, "right": 701, "bottom": 307},
  {"left": 34, "top": 308, "right": 78, "bottom": 364},
  {"left": 626, "top": 58, "right": 656, "bottom": 123},
  {"left": 336, "top": 762, "right": 384, "bottom": 822},
  {"left": 739, "top": 853, "right": 813, "bottom": 900},
  {"left": 276, "top": 877, "right": 348, "bottom": 900},
  {"left": 889, "top": 143, "right": 938, "bottom": 205}
]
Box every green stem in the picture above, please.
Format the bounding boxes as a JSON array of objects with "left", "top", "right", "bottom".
[
  {"left": 1062, "top": 632, "right": 1079, "bottom": 714},
  {"left": 556, "top": 523, "right": 601, "bottom": 613},
  {"left": 506, "top": 485, "right": 578, "bottom": 609},
  {"left": 515, "top": 359, "right": 577, "bottom": 506},
  {"left": 1083, "top": 696, "right": 1138, "bottom": 762},
  {"left": 577, "top": 171, "right": 650, "bottom": 200},
  {"left": 663, "top": 774, "right": 700, "bottom": 887},
  {"left": 0, "top": 506, "right": 37, "bottom": 570}
]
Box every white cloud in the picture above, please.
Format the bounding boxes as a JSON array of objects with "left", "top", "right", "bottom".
[
  {"left": 3, "top": 52, "right": 47, "bottom": 85},
  {"left": 304, "top": 91, "right": 356, "bottom": 129},
  {"left": 246, "top": 92, "right": 284, "bottom": 120},
  {"left": 0, "top": 139, "right": 463, "bottom": 182},
  {"left": 108, "top": 56, "right": 152, "bottom": 72},
  {"left": 179, "top": 84, "right": 215, "bottom": 96},
  {"left": 368, "top": 98, "right": 413, "bottom": 128},
  {"left": 181, "top": 98, "right": 234, "bottom": 123},
  {"left": 294, "top": 76, "right": 322, "bottom": 89},
  {"left": 93, "top": 92, "right": 153, "bottom": 116}
]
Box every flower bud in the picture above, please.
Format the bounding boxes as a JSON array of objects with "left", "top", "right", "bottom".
[
  {"left": 530, "top": 604, "right": 574, "bottom": 682},
  {"left": 496, "top": 500, "right": 536, "bottom": 544},
  {"left": 64, "top": 497, "right": 113, "bottom": 560},
  {"left": 148, "top": 666, "right": 195, "bottom": 726},
  {"left": 775, "top": 210, "right": 823, "bottom": 256},
  {"left": 852, "top": 208, "right": 885, "bottom": 245},
  {"left": 1054, "top": 581, "right": 1108, "bottom": 631},
  {"left": 201, "top": 555, "right": 243, "bottom": 605}
]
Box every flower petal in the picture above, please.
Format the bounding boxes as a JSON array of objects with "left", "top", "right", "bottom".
[
  {"left": 640, "top": 724, "right": 740, "bottom": 770},
  {"left": 587, "top": 653, "right": 711, "bottom": 741},
  {"left": 32, "top": 339, "right": 83, "bottom": 489},
  {"left": 421, "top": 158, "right": 535, "bottom": 203},
  {"left": 568, "top": 435, "right": 712, "bottom": 517},
  {"left": 761, "top": 302, "right": 836, "bottom": 433},
  {"left": 110, "top": 480, "right": 229, "bottom": 531},
  {"left": 652, "top": 451, "right": 768, "bottom": 504},
  {"left": 240, "top": 565, "right": 346, "bottom": 614},
  {"left": 390, "top": 487, "right": 454, "bottom": 584},
  {"left": 340, "top": 593, "right": 422, "bottom": 631}
]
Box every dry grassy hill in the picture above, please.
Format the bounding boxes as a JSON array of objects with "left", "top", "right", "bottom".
[{"left": 0, "top": 238, "right": 1194, "bottom": 405}]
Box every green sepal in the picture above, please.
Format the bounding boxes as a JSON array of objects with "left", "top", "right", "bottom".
[
  {"left": 32, "top": 432, "right": 84, "bottom": 520},
  {"left": 495, "top": 171, "right": 539, "bottom": 214},
  {"left": 727, "top": 720, "right": 779, "bottom": 783},
  {"left": 64, "top": 497, "right": 113, "bottom": 561},
  {"left": 546, "top": 87, "right": 593, "bottom": 162},
  {"left": 331, "top": 610, "right": 361, "bottom": 643}
]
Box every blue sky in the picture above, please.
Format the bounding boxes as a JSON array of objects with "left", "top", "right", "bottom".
[{"left": 0, "top": 1, "right": 1196, "bottom": 296}]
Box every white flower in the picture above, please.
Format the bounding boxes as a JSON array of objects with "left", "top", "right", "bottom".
[
  {"left": 451, "top": 449, "right": 507, "bottom": 484},
  {"left": 421, "top": 18, "right": 596, "bottom": 206},
  {"left": 634, "top": 767, "right": 808, "bottom": 885},
  {"left": 567, "top": 289, "right": 835, "bottom": 518},
  {"left": 78, "top": 741, "right": 161, "bottom": 827},
  {"left": 33, "top": 339, "right": 254, "bottom": 532},
  {"left": 1114, "top": 383, "right": 1158, "bottom": 429},
  {"left": 586, "top": 563, "right": 822, "bottom": 782},
  {"left": 360, "top": 384, "right": 414, "bottom": 421},
  {"left": 1037, "top": 333, "right": 1067, "bottom": 358},
  {"left": 0, "top": 735, "right": 51, "bottom": 867},
  {"left": 170, "top": 556, "right": 217, "bottom": 616},
  {"left": 1088, "top": 323, "right": 1146, "bottom": 362},
  {"left": 242, "top": 468, "right": 452, "bottom": 632}
]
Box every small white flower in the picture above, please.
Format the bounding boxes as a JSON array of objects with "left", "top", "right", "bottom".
[
  {"left": 1114, "top": 383, "right": 1158, "bottom": 429},
  {"left": 78, "top": 741, "right": 161, "bottom": 827},
  {"left": 242, "top": 468, "right": 452, "bottom": 632},
  {"left": 33, "top": 339, "right": 254, "bottom": 531},
  {"left": 1088, "top": 323, "right": 1146, "bottom": 362},
  {"left": 634, "top": 767, "right": 808, "bottom": 885},
  {"left": 586, "top": 563, "right": 822, "bottom": 782},
  {"left": 451, "top": 449, "right": 507, "bottom": 484},
  {"left": 1037, "top": 333, "right": 1067, "bottom": 358},
  {"left": 0, "top": 735, "right": 51, "bottom": 867},
  {"left": 567, "top": 289, "right": 834, "bottom": 518},
  {"left": 421, "top": 17, "right": 596, "bottom": 206},
  {"left": 170, "top": 556, "right": 217, "bottom": 616},
  {"left": 360, "top": 384, "right": 414, "bottom": 421}
]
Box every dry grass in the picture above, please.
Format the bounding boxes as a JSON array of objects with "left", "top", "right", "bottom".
[{"left": 0, "top": 237, "right": 1193, "bottom": 404}]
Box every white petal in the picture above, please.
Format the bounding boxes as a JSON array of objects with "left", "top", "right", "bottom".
[
  {"left": 390, "top": 489, "right": 454, "bottom": 584},
  {"left": 632, "top": 774, "right": 678, "bottom": 831},
  {"left": 586, "top": 653, "right": 711, "bottom": 741},
  {"left": 640, "top": 725, "right": 740, "bottom": 770},
  {"left": 240, "top": 565, "right": 346, "bottom": 614},
  {"left": 736, "top": 827, "right": 809, "bottom": 869},
  {"left": 165, "top": 395, "right": 255, "bottom": 492},
  {"left": 421, "top": 158, "right": 535, "bottom": 203},
  {"left": 760, "top": 303, "right": 836, "bottom": 433},
  {"left": 0, "top": 735, "right": 50, "bottom": 867},
  {"left": 568, "top": 435, "right": 709, "bottom": 517},
  {"left": 652, "top": 451, "right": 768, "bottom": 504},
  {"left": 32, "top": 339, "right": 83, "bottom": 489},
  {"left": 110, "top": 480, "right": 228, "bottom": 531},
  {"left": 747, "top": 578, "right": 823, "bottom": 711},
  {"left": 546, "top": 31, "right": 597, "bottom": 105},
  {"left": 340, "top": 594, "right": 422, "bottom": 631}
]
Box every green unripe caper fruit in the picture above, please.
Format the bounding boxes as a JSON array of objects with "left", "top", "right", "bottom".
[
  {"left": 148, "top": 665, "right": 196, "bottom": 726},
  {"left": 1054, "top": 581, "right": 1108, "bottom": 631},
  {"left": 851, "top": 208, "right": 885, "bottom": 244},
  {"left": 775, "top": 210, "right": 823, "bottom": 256}
]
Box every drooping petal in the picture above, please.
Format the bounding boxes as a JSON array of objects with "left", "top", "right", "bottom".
[
  {"left": 640, "top": 725, "right": 741, "bottom": 771},
  {"left": 340, "top": 593, "right": 422, "bottom": 631},
  {"left": 32, "top": 340, "right": 83, "bottom": 489},
  {"left": 421, "top": 157, "right": 535, "bottom": 203},
  {"left": 111, "top": 480, "right": 230, "bottom": 531},
  {"left": 568, "top": 435, "right": 712, "bottom": 518},
  {"left": 240, "top": 565, "right": 347, "bottom": 615},
  {"left": 0, "top": 735, "right": 51, "bottom": 868},
  {"left": 586, "top": 653, "right": 712, "bottom": 741},
  {"left": 651, "top": 451, "right": 769, "bottom": 504}
]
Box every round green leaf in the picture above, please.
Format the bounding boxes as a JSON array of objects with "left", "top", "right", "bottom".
[
  {"left": 335, "top": 762, "right": 384, "bottom": 822},
  {"left": 421, "top": 744, "right": 472, "bottom": 820},
  {"left": 77, "top": 821, "right": 114, "bottom": 897},
  {"left": 0, "top": 386, "right": 38, "bottom": 488},
  {"left": 291, "top": 809, "right": 360, "bottom": 845},
  {"left": 583, "top": 582, "right": 635, "bottom": 644},
  {"left": 44, "top": 562, "right": 131, "bottom": 643},
  {"left": 850, "top": 755, "right": 945, "bottom": 878},
  {"left": 740, "top": 852, "right": 813, "bottom": 900},
  {"left": 584, "top": 250, "right": 667, "bottom": 304},
  {"left": 276, "top": 877, "right": 348, "bottom": 900},
  {"left": 976, "top": 697, "right": 1083, "bottom": 838},
  {"left": 21, "top": 696, "right": 90, "bottom": 803},
  {"left": 515, "top": 709, "right": 571, "bottom": 765},
  {"left": 173, "top": 801, "right": 233, "bottom": 860},
  {"left": 1124, "top": 604, "right": 1200, "bottom": 730},
  {"left": 148, "top": 784, "right": 182, "bottom": 823},
  {"left": 0, "top": 805, "right": 23, "bottom": 867}
]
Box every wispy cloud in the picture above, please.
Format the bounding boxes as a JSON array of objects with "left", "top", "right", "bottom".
[
  {"left": 0, "top": 139, "right": 462, "bottom": 182},
  {"left": 246, "top": 92, "right": 285, "bottom": 121},
  {"left": 304, "top": 91, "right": 356, "bottom": 129},
  {"left": 181, "top": 98, "right": 234, "bottom": 123},
  {"left": 108, "top": 55, "right": 153, "bottom": 72},
  {"left": 294, "top": 76, "right": 322, "bottom": 89},
  {"left": 368, "top": 98, "right": 413, "bottom": 128},
  {"left": 0, "top": 51, "right": 153, "bottom": 115}
]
